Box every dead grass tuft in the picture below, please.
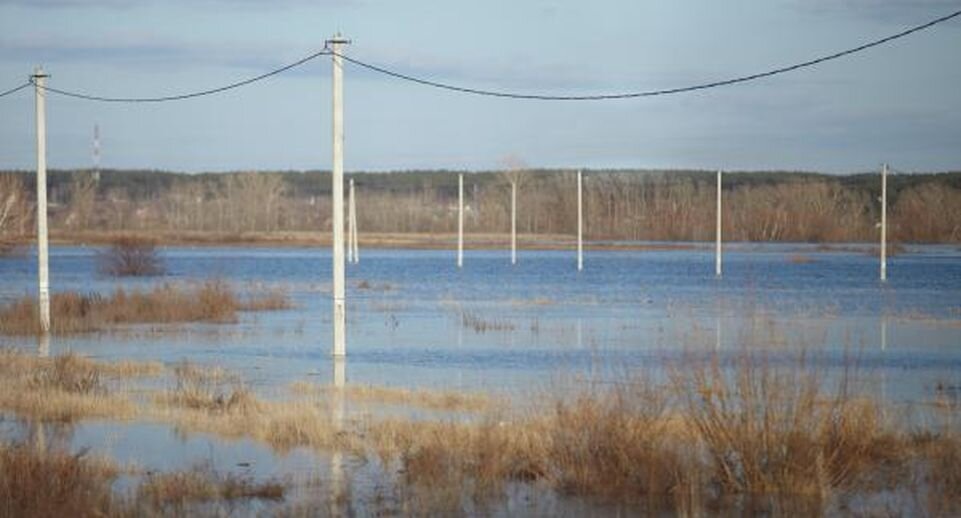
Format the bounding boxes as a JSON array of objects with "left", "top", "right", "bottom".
[{"left": 0, "top": 441, "right": 118, "bottom": 517}]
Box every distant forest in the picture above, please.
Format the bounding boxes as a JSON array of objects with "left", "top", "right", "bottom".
[{"left": 1, "top": 168, "right": 960, "bottom": 244}]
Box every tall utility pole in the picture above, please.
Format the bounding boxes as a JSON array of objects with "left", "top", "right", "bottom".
[
  {"left": 329, "top": 34, "right": 349, "bottom": 358},
  {"left": 716, "top": 170, "right": 722, "bottom": 278},
  {"left": 577, "top": 170, "right": 583, "bottom": 271},
  {"left": 457, "top": 173, "right": 464, "bottom": 268},
  {"left": 33, "top": 67, "right": 50, "bottom": 334},
  {"left": 510, "top": 180, "right": 516, "bottom": 265},
  {"left": 880, "top": 163, "right": 888, "bottom": 282}
]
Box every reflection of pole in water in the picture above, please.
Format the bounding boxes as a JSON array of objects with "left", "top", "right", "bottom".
[
  {"left": 880, "top": 316, "right": 887, "bottom": 352},
  {"left": 576, "top": 318, "right": 582, "bottom": 349},
  {"left": 715, "top": 313, "right": 722, "bottom": 351},
  {"left": 330, "top": 357, "right": 347, "bottom": 513},
  {"left": 38, "top": 334, "right": 50, "bottom": 358}
]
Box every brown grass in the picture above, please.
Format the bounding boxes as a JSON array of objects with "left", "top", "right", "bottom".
[
  {"left": 0, "top": 441, "right": 119, "bottom": 517},
  {"left": 0, "top": 350, "right": 161, "bottom": 422},
  {"left": 0, "top": 280, "right": 292, "bottom": 335},
  {"left": 291, "top": 381, "right": 495, "bottom": 413},
  {"left": 137, "top": 462, "right": 284, "bottom": 508}
]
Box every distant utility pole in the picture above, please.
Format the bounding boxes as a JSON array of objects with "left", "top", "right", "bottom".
[
  {"left": 716, "top": 170, "right": 723, "bottom": 278},
  {"left": 577, "top": 170, "right": 583, "bottom": 271},
  {"left": 457, "top": 173, "right": 464, "bottom": 268},
  {"left": 92, "top": 123, "right": 101, "bottom": 181},
  {"left": 329, "top": 34, "right": 349, "bottom": 358},
  {"left": 33, "top": 66, "right": 50, "bottom": 334},
  {"left": 348, "top": 178, "right": 359, "bottom": 264},
  {"left": 880, "top": 163, "right": 888, "bottom": 282},
  {"left": 511, "top": 180, "right": 517, "bottom": 265}
]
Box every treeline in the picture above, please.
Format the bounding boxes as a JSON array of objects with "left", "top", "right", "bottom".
[{"left": 1, "top": 168, "right": 960, "bottom": 244}]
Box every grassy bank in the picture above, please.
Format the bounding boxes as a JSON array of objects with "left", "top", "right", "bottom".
[{"left": 0, "top": 281, "right": 291, "bottom": 335}]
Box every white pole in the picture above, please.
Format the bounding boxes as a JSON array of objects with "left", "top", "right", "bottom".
[
  {"left": 329, "top": 35, "right": 348, "bottom": 358},
  {"left": 350, "top": 178, "right": 359, "bottom": 263},
  {"left": 457, "top": 173, "right": 464, "bottom": 268},
  {"left": 33, "top": 67, "right": 50, "bottom": 334},
  {"left": 511, "top": 180, "right": 516, "bottom": 265},
  {"left": 880, "top": 163, "right": 887, "bottom": 282},
  {"left": 716, "top": 170, "right": 722, "bottom": 278},
  {"left": 577, "top": 170, "right": 583, "bottom": 271},
  {"left": 347, "top": 178, "right": 354, "bottom": 264}
]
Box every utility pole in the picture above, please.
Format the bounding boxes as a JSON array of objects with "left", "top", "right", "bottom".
[
  {"left": 33, "top": 67, "right": 50, "bottom": 334},
  {"left": 577, "top": 170, "right": 583, "bottom": 271},
  {"left": 329, "top": 34, "right": 349, "bottom": 358},
  {"left": 716, "top": 170, "right": 722, "bottom": 278},
  {"left": 880, "top": 163, "right": 887, "bottom": 282},
  {"left": 511, "top": 180, "right": 516, "bottom": 265},
  {"left": 92, "top": 123, "right": 101, "bottom": 181},
  {"left": 349, "top": 178, "right": 359, "bottom": 264},
  {"left": 457, "top": 173, "right": 464, "bottom": 268},
  {"left": 347, "top": 178, "right": 354, "bottom": 264}
]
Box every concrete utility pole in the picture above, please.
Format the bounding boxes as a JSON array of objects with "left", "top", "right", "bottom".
[
  {"left": 349, "top": 178, "right": 359, "bottom": 264},
  {"left": 33, "top": 67, "right": 50, "bottom": 334},
  {"left": 329, "top": 34, "right": 349, "bottom": 358},
  {"left": 577, "top": 170, "right": 583, "bottom": 271},
  {"left": 457, "top": 173, "right": 464, "bottom": 268},
  {"left": 716, "top": 170, "right": 723, "bottom": 278},
  {"left": 511, "top": 180, "right": 517, "bottom": 265},
  {"left": 880, "top": 164, "right": 888, "bottom": 282}
]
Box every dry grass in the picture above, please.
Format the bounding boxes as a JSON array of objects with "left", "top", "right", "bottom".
[
  {"left": 0, "top": 441, "right": 119, "bottom": 517},
  {"left": 674, "top": 354, "right": 904, "bottom": 513},
  {"left": 0, "top": 280, "right": 292, "bottom": 335},
  {"left": 153, "top": 365, "right": 359, "bottom": 454},
  {"left": 291, "top": 381, "right": 495, "bottom": 413},
  {"left": 137, "top": 462, "right": 284, "bottom": 508},
  {"left": 0, "top": 350, "right": 161, "bottom": 422}
]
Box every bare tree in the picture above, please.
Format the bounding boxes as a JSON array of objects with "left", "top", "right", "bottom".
[{"left": 0, "top": 174, "right": 32, "bottom": 251}]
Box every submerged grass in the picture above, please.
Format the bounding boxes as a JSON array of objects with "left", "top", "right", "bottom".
[
  {"left": 291, "top": 381, "right": 496, "bottom": 413},
  {"left": 0, "top": 348, "right": 958, "bottom": 515},
  {"left": 0, "top": 280, "right": 292, "bottom": 335}
]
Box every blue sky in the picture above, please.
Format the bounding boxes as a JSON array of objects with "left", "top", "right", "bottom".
[{"left": 0, "top": 0, "right": 958, "bottom": 173}]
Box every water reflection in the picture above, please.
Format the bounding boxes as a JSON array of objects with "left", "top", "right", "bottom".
[
  {"left": 37, "top": 334, "right": 49, "bottom": 358},
  {"left": 330, "top": 357, "right": 348, "bottom": 514}
]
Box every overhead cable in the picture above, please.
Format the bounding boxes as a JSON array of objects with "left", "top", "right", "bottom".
[
  {"left": 332, "top": 8, "right": 961, "bottom": 100},
  {"left": 31, "top": 48, "right": 331, "bottom": 103},
  {"left": 0, "top": 82, "right": 31, "bottom": 98}
]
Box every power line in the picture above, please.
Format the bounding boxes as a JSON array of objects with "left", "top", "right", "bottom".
[
  {"left": 332, "top": 8, "right": 961, "bottom": 100},
  {"left": 31, "top": 48, "right": 331, "bottom": 103},
  {"left": 0, "top": 82, "right": 31, "bottom": 98}
]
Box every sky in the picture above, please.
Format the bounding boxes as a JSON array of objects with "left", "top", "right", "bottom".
[{"left": 0, "top": 0, "right": 958, "bottom": 173}]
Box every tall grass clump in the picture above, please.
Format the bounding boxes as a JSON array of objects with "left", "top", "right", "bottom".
[
  {"left": 0, "top": 441, "right": 118, "bottom": 517},
  {"left": 672, "top": 353, "right": 902, "bottom": 513}
]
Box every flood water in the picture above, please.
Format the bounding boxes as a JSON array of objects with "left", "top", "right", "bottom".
[{"left": 1, "top": 243, "right": 960, "bottom": 512}]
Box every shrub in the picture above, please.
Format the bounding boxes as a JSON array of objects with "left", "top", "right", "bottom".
[{"left": 98, "top": 236, "right": 164, "bottom": 276}]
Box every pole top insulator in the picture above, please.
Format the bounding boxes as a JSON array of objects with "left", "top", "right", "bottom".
[{"left": 326, "top": 33, "right": 351, "bottom": 46}]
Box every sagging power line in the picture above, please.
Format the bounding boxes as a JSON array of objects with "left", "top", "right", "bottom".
[
  {"left": 2, "top": 7, "right": 958, "bottom": 104},
  {"left": 333, "top": 8, "right": 961, "bottom": 100},
  {"left": 29, "top": 48, "right": 332, "bottom": 103},
  {"left": 0, "top": 82, "right": 31, "bottom": 98}
]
